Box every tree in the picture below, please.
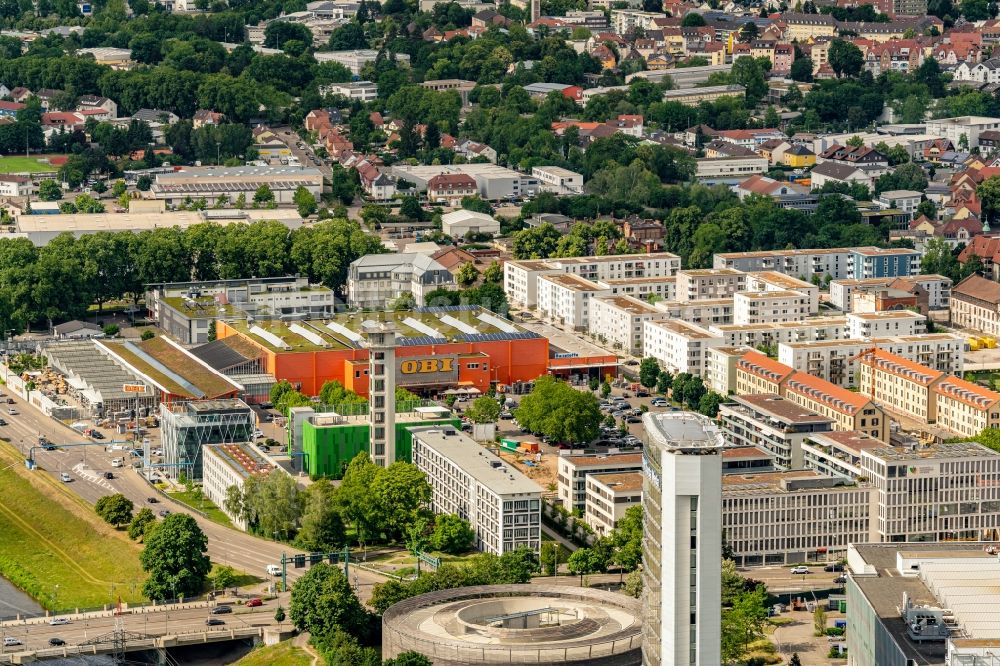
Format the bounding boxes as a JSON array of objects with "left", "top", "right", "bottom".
[
  {"left": 383, "top": 653, "right": 433, "bottom": 666},
  {"left": 624, "top": 568, "right": 642, "bottom": 598},
  {"left": 962, "top": 0, "right": 991, "bottom": 19},
  {"left": 141, "top": 329, "right": 156, "bottom": 341},
  {"left": 253, "top": 185, "right": 274, "bottom": 206},
  {"left": 790, "top": 57, "right": 814, "bottom": 82},
  {"left": 567, "top": 547, "right": 606, "bottom": 585},
  {"left": 466, "top": 395, "right": 501, "bottom": 423},
  {"left": 431, "top": 514, "right": 475, "bottom": 554},
  {"left": 541, "top": 541, "right": 567, "bottom": 575},
  {"left": 459, "top": 196, "right": 493, "bottom": 215},
  {"left": 829, "top": 40, "right": 863, "bottom": 78},
  {"left": 721, "top": 585, "right": 769, "bottom": 663},
  {"left": 609, "top": 505, "right": 642, "bottom": 571},
  {"left": 294, "top": 186, "right": 317, "bottom": 218},
  {"left": 789, "top": 654, "right": 802, "bottom": 666},
  {"left": 103, "top": 324, "right": 120, "bottom": 337},
  {"left": 698, "top": 391, "right": 724, "bottom": 418},
  {"left": 399, "top": 196, "right": 424, "bottom": 221},
  {"left": 274, "top": 605, "right": 286, "bottom": 625},
  {"left": 656, "top": 371, "right": 672, "bottom": 395},
  {"left": 920, "top": 237, "right": 961, "bottom": 281},
  {"left": 211, "top": 565, "right": 238, "bottom": 590},
  {"left": 38, "top": 179, "right": 62, "bottom": 201},
  {"left": 979, "top": 177, "right": 1000, "bottom": 227},
  {"left": 638, "top": 357, "right": 660, "bottom": 389},
  {"left": 95, "top": 493, "right": 134, "bottom": 527},
  {"left": 456, "top": 261, "right": 479, "bottom": 288},
  {"left": 319, "top": 380, "right": 365, "bottom": 407},
  {"left": 371, "top": 462, "right": 432, "bottom": 542},
  {"left": 681, "top": 12, "right": 706, "bottom": 25},
  {"left": 290, "top": 564, "right": 371, "bottom": 642},
  {"left": 600, "top": 381, "right": 611, "bottom": 398},
  {"left": 296, "top": 481, "right": 347, "bottom": 551},
  {"left": 514, "top": 376, "right": 601, "bottom": 444},
  {"left": 140, "top": 513, "right": 211, "bottom": 600},
  {"left": 128, "top": 507, "right": 156, "bottom": 540}
]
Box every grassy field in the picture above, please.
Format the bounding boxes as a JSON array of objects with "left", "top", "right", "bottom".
[
  {"left": 167, "top": 489, "right": 234, "bottom": 529},
  {"left": 233, "top": 641, "right": 312, "bottom": 666},
  {"left": 0, "top": 156, "right": 61, "bottom": 173},
  {"left": 0, "top": 441, "right": 146, "bottom": 610}
]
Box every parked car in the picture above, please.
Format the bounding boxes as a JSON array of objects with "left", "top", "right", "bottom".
[
  {"left": 205, "top": 618, "right": 226, "bottom": 626},
  {"left": 90, "top": 431, "right": 104, "bottom": 439},
  {"left": 0, "top": 418, "right": 6, "bottom": 426},
  {"left": 211, "top": 605, "right": 232, "bottom": 615},
  {"left": 790, "top": 566, "right": 810, "bottom": 575},
  {"left": 246, "top": 598, "right": 263, "bottom": 607},
  {"left": 626, "top": 416, "right": 642, "bottom": 423},
  {"left": 48, "top": 638, "right": 65, "bottom": 646}
]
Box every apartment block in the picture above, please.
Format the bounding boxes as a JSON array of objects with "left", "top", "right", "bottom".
[
  {"left": 722, "top": 446, "right": 776, "bottom": 474},
  {"left": 504, "top": 252, "right": 680, "bottom": 308},
  {"left": 411, "top": 426, "right": 542, "bottom": 555},
  {"left": 846, "top": 310, "right": 925, "bottom": 338},
  {"left": 778, "top": 334, "right": 965, "bottom": 388},
  {"left": 722, "top": 471, "right": 874, "bottom": 566},
  {"left": 713, "top": 247, "right": 919, "bottom": 281},
  {"left": 589, "top": 295, "right": 669, "bottom": 355},
  {"left": 654, "top": 298, "right": 734, "bottom": 327},
  {"left": 856, "top": 350, "right": 945, "bottom": 423},
  {"left": 536, "top": 273, "right": 609, "bottom": 331},
  {"left": 583, "top": 471, "right": 642, "bottom": 537},
  {"left": 829, "top": 274, "right": 952, "bottom": 312},
  {"left": 933, "top": 375, "right": 1000, "bottom": 439},
  {"left": 784, "top": 372, "right": 888, "bottom": 441},
  {"left": 643, "top": 319, "right": 723, "bottom": 376},
  {"left": 676, "top": 268, "right": 747, "bottom": 302},
  {"left": 600, "top": 276, "right": 677, "bottom": 301},
  {"left": 556, "top": 453, "right": 643, "bottom": 513},
  {"left": 951, "top": 274, "right": 1000, "bottom": 337},
  {"left": 705, "top": 346, "right": 753, "bottom": 396},
  {"left": 802, "top": 430, "right": 880, "bottom": 480},
  {"left": 711, "top": 316, "right": 848, "bottom": 348},
  {"left": 347, "top": 253, "right": 455, "bottom": 308},
  {"left": 733, "top": 290, "right": 811, "bottom": 325},
  {"left": 720, "top": 394, "right": 835, "bottom": 470},
  {"left": 735, "top": 350, "right": 795, "bottom": 396},
  {"left": 745, "top": 271, "right": 819, "bottom": 313}
]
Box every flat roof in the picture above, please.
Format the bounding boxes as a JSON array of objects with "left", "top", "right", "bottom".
[
  {"left": 542, "top": 273, "right": 604, "bottom": 292},
  {"left": 594, "top": 295, "right": 662, "bottom": 316},
  {"left": 589, "top": 471, "right": 643, "bottom": 493},
  {"left": 848, "top": 310, "right": 925, "bottom": 320},
  {"left": 729, "top": 394, "right": 833, "bottom": 425},
  {"left": 561, "top": 453, "right": 643, "bottom": 469},
  {"left": 735, "top": 289, "right": 809, "bottom": 299},
  {"left": 748, "top": 271, "right": 815, "bottom": 289},
  {"left": 713, "top": 316, "right": 847, "bottom": 333},
  {"left": 411, "top": 427, "right": 543, "bottom": 495},
  {"left": 808, "top": 430, "right": 884, "bottom": 454},
  {"left": 679, "top": 268, "right": 745, "bottom": 277},
  {"left": 204, "top": 442, "right": 273, "bottom": 479},
  {"left": 647, "top": 319, "right": 718, "bottom": 339},
  {"left": 864, "top": 440, "right": 998, "bottom": 462}
]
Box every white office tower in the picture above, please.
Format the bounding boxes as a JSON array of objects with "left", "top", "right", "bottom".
[
  {"left": 641, "top": 411, "right": 723, "bottom": 666},
  {"left": 364, "top": 320, "right": 396, "bottom": 467}
]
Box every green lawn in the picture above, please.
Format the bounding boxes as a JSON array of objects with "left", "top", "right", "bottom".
[
  {"left": 234, "top": 641, "right": 312, "bottom": 666},
  {"left": 0, "top": 442, "right": 146, "bottom": 610},
  {"left": 166, "top": 489, "right": 235, "bottom": 529},
  {"left": 0, "top": 155, "right": 62, "bottom": 174}
]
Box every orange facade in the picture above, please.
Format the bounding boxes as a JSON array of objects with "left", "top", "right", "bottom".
[{"left": 215, "top": 322, "right": 550, "bottom": 397}]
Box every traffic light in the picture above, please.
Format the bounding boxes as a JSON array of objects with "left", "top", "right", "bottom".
[
  {"left": 309, "top": 553, "right": 323, "bottom": 566},
  {"left": 293, "top": 554, "right": 305, "bottom": 568},
  {"left": 328, "top": 552, "right": 340, "bottom": 565}
]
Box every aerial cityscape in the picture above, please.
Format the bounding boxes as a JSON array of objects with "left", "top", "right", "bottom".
[{"left": 5, "top": 0, "right": 1000, "bottom": 663}]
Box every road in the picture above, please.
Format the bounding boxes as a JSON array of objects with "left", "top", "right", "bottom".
[
  {"left": 0, "top": 390, "right": 386, "bottom": 601},
  {"left": 0, "top": 602, "right": 279, "bottom": 654},
  {"left": 273, "top": 126, "right": 332, "bottom": 179}
]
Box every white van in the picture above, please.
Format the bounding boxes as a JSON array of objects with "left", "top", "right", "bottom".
[
  {"left": 3, "top": 637, "right": 21, "bottom": 647},
  {"left": 111, "top": 458, "right": 123, "bottom": 468},
  {"left": 266, "top": 564, "right": 281, "bottom": 576}
]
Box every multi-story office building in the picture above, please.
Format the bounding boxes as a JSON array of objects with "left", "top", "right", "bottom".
[
  {"left": 711, "top": 316, "right": 848, "bottom": 348},
  {"left": 643, "top": 319, "right": 722, "bottom": 376},
  {"left": 720, "top": 394, "right": 835, "bottom": 470},
  {"left": 347, "top": 253, "right": 455, "bottom": 308},
  {"left": 925, "top": 115, "right": 1000, "bottom": 148},
  {"left": 933, "top": 375, "right": 1000, "bottom": 438},
  {"left": 159, "top": 399, "right": 255, "bottom": 480},
  {"left": 584, "top": 471, "right": 643, "bottom": 537},
  {"left": 536, "top": 273, "right": 609, "bottom": 331},
  {"left": 722, "top": 471, "right": 874, "bottom": 566},
  {"left": 557, "top": 453, "right": 643, "bottom": 513},
  {"left": 642, "top": 412, "right": 723, "bottom": 666},
  {"left": 319, "top": 80, "right": 378, "bottom": 101},
  {"left": 784, "top": 372, "right": 888, "bottom": 441},
  {"left": 778, "top": 334, "right": 965, "bottom": 388},
  {"left": 675, "top": 268, "right": 747, "bottom": 302},
  {"left": 713, "top": 246, "right": 919, "bottom": 281},
  {"left": 745, "top": 271, "right": 819, "bottom": 313},
  {"left": 411, "top": 425, "right": 542, "bottom": 555},
  {"left": 846, "top": 310, "right": 925, "bottom": 338},
  {"left": 531, "top": 166, "right": 584, "bottom": 194},
  {"left": 856, "top": 349, "right": 945, "bottom": 424},
  {"left": 588, "top": 295, "right": 670, "bottom": 355},
  {"left": 504, "top": 252, "right": 680, "bottom": 308},
  {"left": 733, "top": 290, "right": 811, "bottom": 325},
  {"left": 721, "top": 446, "right": 775, "bottom": 474},
  {"left": 202, "top": 443, "right": 273, "bottom": 530}
]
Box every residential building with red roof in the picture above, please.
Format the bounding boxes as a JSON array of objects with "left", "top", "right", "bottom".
[
  {"left": 427, "top": 173, "right": 477, "bottom": 205},
  {"left": 783, "top": 371, "right": 888, "bottom": 441},
  {"left": 735, "top": 350, "right": 795, "bottom": 396},
  {"left": 857, "top": 349, "right": 946, "bottom": 423},
  {"left": 933, "top": 374, "right": 1000, "bottom": 438}
]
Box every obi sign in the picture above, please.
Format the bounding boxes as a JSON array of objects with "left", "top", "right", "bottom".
[{"left": 396, "top": 355, "right": 459, "bottom": 385}]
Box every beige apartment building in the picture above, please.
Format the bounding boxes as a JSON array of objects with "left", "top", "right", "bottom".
[
  {"left": 746, "top": 271, "right": 820, "bottom": 313},
  {"left": 784, "top": 372, "right": 889, "bottom": 441},
  {"left": 711, "top": 316, "right": 849, "bottom": 348},
  {"left": 676, "top": 268, "right": 747, "bottom": 302},
  {"left": 583, "top": 472, "right": 642, "bottom": 537},
  {"left": 856, "top": 350, "right": 945, "bottom": 424},
  {"left": 950, "top": 274, "right": 1000, "bottom": 337},
  {"left": 933, "top": 375, "right": 1000, "bottom": 439},
  {"left": 556, "top": 453, "right": 643, "bottom": 513},
  {"left": 735, "top": 350, "right": 795, "bottom": 396}
]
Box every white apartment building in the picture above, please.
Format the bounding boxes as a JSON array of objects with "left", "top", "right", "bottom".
[
  {"left": 722, "top": 471, "right": 875, "bottom": 567},
  {"left": 778, "top": 334, "right": 965, "bottom": 388},
  {"left": 556, "top": 453, "right": 643, "bottom": 513},
  {"left": 925, "top": 116, "right": 1000, "bottom": 148},
  {"left": 655, "top": 298, "right": 734, "bottom": 328},
  {"left": 644, "top": 319, "right": 723, "bottom": 376},
  {"left": 589, "top": 295, "right": 670, "bottom": 354},
  {"left": 847, "top": 310, "right": 925, "bottom": 338},
  {"left": 720, "top": 394, "right": 835, "bottom": 470},
  {"left": 536, "top": 273, "right": 609, "bottom": 331},
  {"left": 202, "top": 443, "right": 274, "bottom": 531},
  {"left": 0, "top": 175, "right": 35, "bottom": 198},
  {"left": 711, "top": 316, "right": 848, "bottom": 349},
  {"left": 313, "top": 49, "right": 411, "bottom": 75},
  {"left": 347, "top": 253, "right": 455, "bottom": 308},
  {"left": 504, "top": 252, "right": 680, "bottom": 308},
  {"left": 745, "top": 271, "right": 819, "bottom": 313},
  {"left": 411, "top": 426, "right": 542, "bottom": 555},
  {"left": 676, "top": 268, "right": 747, "bottom": 302},
  {"left": 584, "top": 471, "right": 642, "bottom": 537},
  {"left": 705, "top": 346, "right": 753, "bottom": 396},
  {"left": 856, "top": 349, "right": 946, "bottom": 424},
  {"left": 950, "top": 274, "right": 1000, "bottom": 337},
  {"left": 713, "top": 246, "right": 919, "bottom": 281},
  {"left": 531, "top": 166, "right": 584, "bottom": 194},
  {"left": 600, "top": 276, "right": 677, "bottom": 301},
  {"left": 933, "top": 375, "right": 1000, "bottom": 439},
  {"left": 829, "top": 274, "right": 952, "bottom": 311},
  {"left": 876, "top": 189, "right": 922, "bottom": 218},
  {"left": 319, "top": 80, "right": 378, "bottom": 101},
  {"left": 802, "top": 430, "right": 878, "bottom": 480},
  {"left": 642, "top": 412, "right": 722, "bottom": 666},
  {"left": 694, "top": 155, "right": 768, "bottom": 181},
  {"left": 733, "top": 290, "right": 811, "bottom": 325}
]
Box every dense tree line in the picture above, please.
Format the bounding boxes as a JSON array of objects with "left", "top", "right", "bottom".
[{"left": 0, "top": 217, "right": 383, "bottom": 334}]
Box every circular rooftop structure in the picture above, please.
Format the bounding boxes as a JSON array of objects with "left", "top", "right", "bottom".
[{"left": 381, "top": 584, "right": 642, "bottom": 666}]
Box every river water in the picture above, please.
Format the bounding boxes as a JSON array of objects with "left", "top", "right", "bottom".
[{"left": 0, "top": 576, "right": 43, "bottom": 619}]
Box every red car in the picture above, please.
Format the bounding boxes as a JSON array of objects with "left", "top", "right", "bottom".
[{"left": 246, "top": 598, "right": 263, "bottom": 607}]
